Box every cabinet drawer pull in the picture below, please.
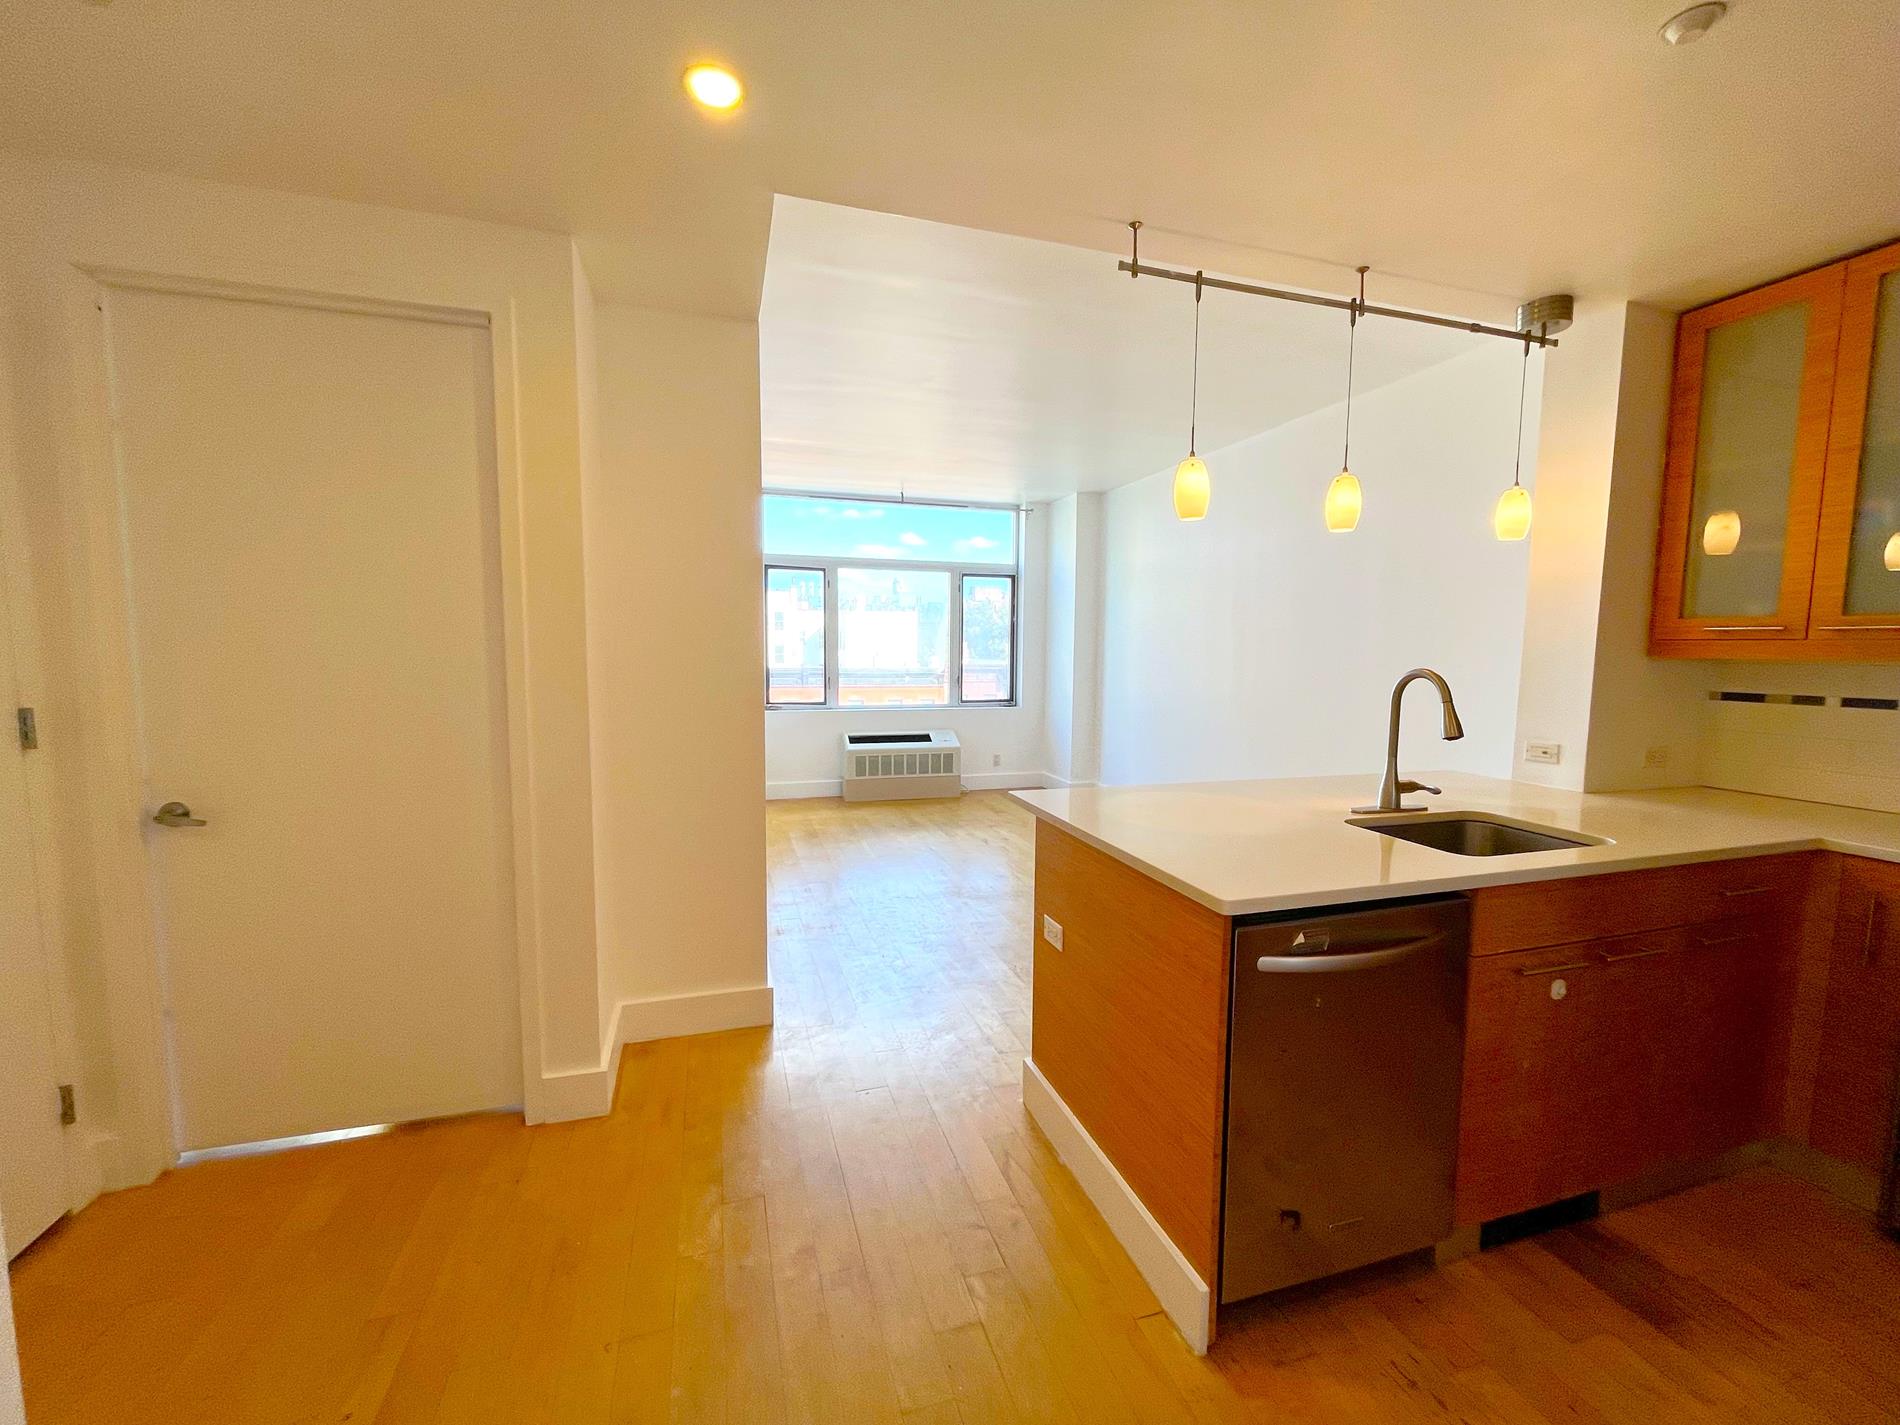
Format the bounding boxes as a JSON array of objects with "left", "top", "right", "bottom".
[
  {"left": 1600, "top": 945, "right": 1672, "bottom": 963},
  {"left": 1696, "top": 931, "right": 1752, "bottom": 947},
  {"left": 1701, "top": 625, "right": 1787, "bottom": 632},
  {"left": 1518, "top": 961, "right": 1592, "bottom": 977},
  {"left": 1865, "top": 900, "right": 1884, "bottom": 966},
  {"left": 1719, "top": 885, "right": 1772, "bottom": 898},
  {"left": 1815, "top": 624, "right": 1900, "bottom": 631}
]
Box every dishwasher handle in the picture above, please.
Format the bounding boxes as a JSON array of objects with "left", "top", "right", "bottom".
[{"left": 1255, "top": 932, "right": 1442, "bottom": 974}]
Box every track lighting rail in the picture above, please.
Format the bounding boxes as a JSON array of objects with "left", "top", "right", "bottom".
[{"left": 1118, "top": 222, "right": 1563, "bottom": 348}]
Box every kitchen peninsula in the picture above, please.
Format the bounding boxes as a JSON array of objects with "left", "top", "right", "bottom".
[{"left": 1011, "top": 772, "right": 1900, "bottom": 1352}]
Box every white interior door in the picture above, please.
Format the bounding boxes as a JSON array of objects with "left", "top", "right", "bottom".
[
  {"left": 0, "top": 604, "right": 67, "bottom": 1257},
  {"left": 102, "top": 285, "right": 522, "bottom": 1153}
]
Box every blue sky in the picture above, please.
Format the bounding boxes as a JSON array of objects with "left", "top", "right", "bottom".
[{"left": 763, "top": 495, "right": 1017, "bottom": 565}]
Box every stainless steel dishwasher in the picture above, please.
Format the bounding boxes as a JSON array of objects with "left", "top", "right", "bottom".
[{"left": 1221, "top": 894, "right": 1468, "bottom": 1303}]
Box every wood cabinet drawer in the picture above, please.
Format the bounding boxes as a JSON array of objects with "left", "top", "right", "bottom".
[{"left": 1469, "top": 853, "right": 1812, "bottom": 956}]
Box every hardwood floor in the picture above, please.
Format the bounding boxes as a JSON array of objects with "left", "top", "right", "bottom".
[{"left": 10, "top": 791, "right": 1900, "bottom": 1422}]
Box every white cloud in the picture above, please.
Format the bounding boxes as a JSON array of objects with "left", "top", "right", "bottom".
[
  {"left": 898, "top": 531, "right": 927, "bottom": 547},
  {"left": 957, "top": 535, "right": 999, "bottom": 551}
]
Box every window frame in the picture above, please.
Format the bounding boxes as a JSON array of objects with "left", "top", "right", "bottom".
[
  {"left": 762, "top": 499, "right": 1022, "bottom": 712},
  {"left": 957, "top": 571, "right": 1018, "bottom": 706},
  {"left": 761, "top": 563, "right": 828, "bottom": 708}
]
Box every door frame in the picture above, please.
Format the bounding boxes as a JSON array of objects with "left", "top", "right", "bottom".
[
  {"left": 0, "top": 516, "right": 90, "bottom": 1242},
  {"left": 62, "top": 263, "right": 548, "bottom": 1182},
  {"left": 0, "top": 333, "right": 95, "bottom": 1222}
]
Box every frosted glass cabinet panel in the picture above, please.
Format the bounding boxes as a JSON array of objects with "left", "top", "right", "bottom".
[
  {"left": 1650, "top": 264, "right": 1842, "bottom": 651},
  {"left": 1680, "top": 302, "right": 1808, "bottom": 619},
  {"left": 1812, "top": 244, "right": 1900, "bottom": 641},
  {"left": 1844, "top": 273, "right": 1900, "bottom": 613}
]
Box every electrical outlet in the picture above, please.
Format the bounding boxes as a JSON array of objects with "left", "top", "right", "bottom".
[
  {"left": 992, "top": 753, "right": 1001, "bottom": 768},
  {"left": 1523, "top": 741, "right": 1562, "bottom": 765},
  {"left": 1041, "top": 914, "right": 1064, "bottom": 951},
  {"left": 1644, "top": 745, "right": 1670, "bottom": 769}
]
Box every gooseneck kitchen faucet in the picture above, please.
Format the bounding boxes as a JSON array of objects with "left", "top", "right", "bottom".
[{"left": 1354, "top": 668, "right": 1465, "bottom": 814}]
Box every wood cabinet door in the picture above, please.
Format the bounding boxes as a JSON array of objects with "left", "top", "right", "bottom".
[
  {"left": 1590, "top": 934, "right": 1694, "bottom": 1181},
  {"left": 1808, "top": 240, "right": 1900, "bottom": 653},
  {"left": 1668, "top": 921, "right": 1779, "bottom": 1162},
  {"left": 1808, "top": 858, "right": 1900, "bottom": 1173},
  {"left": 1583, "top": 919, "right": 1775, "bottom": 1179},
  {"left": 1456, "top": 946, "right": 1608, "bottom": 1225},
  {"left": 1651, "top": 263, "right": 1846, "bottom": 655}
]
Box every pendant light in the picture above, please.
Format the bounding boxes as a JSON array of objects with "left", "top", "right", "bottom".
[
  {"left": 1703, "top": 510, "right": 1741, "bottom": 556},
  {"left": 1172, "top": 271, "right": 1211, "bottom": 521},
  {"left": 1885, "top": 532, "right": 1900, "bottom": 572},
  {"left": 1324, "top": 266, "right": 1368, "bottom": 532},
  {"left": 1492, "top": 335, "right": 1535, "bottom": 541}
]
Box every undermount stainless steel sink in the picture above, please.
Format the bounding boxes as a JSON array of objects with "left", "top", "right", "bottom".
[{"left": 1346, "top": 812, "right": 1608, "bottom": 857}]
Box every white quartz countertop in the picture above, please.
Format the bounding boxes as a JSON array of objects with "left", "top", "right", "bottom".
[{"left": 1009, "top": 772, "right": 1900, "bottom": 916}]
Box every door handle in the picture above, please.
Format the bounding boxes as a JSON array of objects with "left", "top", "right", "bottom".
[
  {"left": 1599, "top": 945, "right": 1673, "bottom": 964},
  {"left": 1255, "top": 933, "right": 1441, "bottom": 974},
  {"left": 151, "top": 800, "right": 207, "bottom": 828}
]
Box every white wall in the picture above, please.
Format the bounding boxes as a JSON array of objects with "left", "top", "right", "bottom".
[
  {"left": 587, "top": 303, "right": 770, "bottom": 1027},
  {"left": 1513, "top": 300, "right": 1707, "bottom": 792},
  {"left": 764, "top": 507, "right": 1047, "bottom": 797},
  {"left": 1097, "top": 343, "right": 1537, "bottom": 788},
  {"left": 1576, "top": 303, "right": 1709, "bottom": 790},
  {"left": 1041, "top": 493, "right": 1105, "bottom": 786}
]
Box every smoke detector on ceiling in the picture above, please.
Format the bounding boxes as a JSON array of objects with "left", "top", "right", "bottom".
[{"left": 1659, "top": 2, "right": 1728, "bottom": 45}]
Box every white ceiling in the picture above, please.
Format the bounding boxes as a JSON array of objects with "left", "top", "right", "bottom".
[
  {"left": 1, "top": 2, "right": 1895, "bottom": 327},
  {"left": 761, "top": 197, "right": 1481, "bottom": 502}
]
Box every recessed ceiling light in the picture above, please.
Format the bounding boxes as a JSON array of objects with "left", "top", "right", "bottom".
[
  {"left": 683, "top": 63, "right": 744, "bottom": 112},
  {"left": 1659, "top": 2, "right": 1727, "bottom": 45}
]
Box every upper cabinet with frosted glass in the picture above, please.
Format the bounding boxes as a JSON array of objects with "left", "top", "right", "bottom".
[{"left": 1652, "top": 238, "right": 1900, "bottom": 660}]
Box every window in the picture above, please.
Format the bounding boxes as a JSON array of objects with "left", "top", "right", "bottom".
[
  {"left": 763, "top": 566, "right": 825, "bottom": 704},
  {"left": 960, "top": 574, "right": 1016, "bottom": 704},
  {"left": 763, "top": 494, "right": 1019, "bottom": 709}
]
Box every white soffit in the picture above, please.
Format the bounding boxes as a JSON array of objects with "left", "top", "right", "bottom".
[{"left": 761, "top": 198, "right": 1481, "bottom": 503}]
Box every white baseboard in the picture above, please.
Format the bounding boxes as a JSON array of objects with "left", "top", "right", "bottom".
[
  {"left": 1036, "top": 774, "right": 1098, "bottom": 790},
  {"left": 530, "top": 984, "right": 777, "bottom": 1124},
  {"left": 533, "top": 1058, "right": 618, "bottom": 1124},
  {"left": 1021, "top": 1058, "right": 1211, "bottom": 1354},
  {"left": 960, "top": 771, "right": 1050, "bottom": 792},
  {"left": 617, "top": 984, "right": 775, "bottom": 1045},
  {"left": 768, "top": 771, "right": 1053, "bottom": 800},
  {"left": 767, "top": 778, "right": 841, "bottom": 800}
]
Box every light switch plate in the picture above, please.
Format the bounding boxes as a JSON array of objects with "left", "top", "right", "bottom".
[
  {"left": 1523, "top": 741, "right": 1562, "bottom": 765},
  {"left": 1041, "top": 914, "right": 1064, "bottom": 951}
]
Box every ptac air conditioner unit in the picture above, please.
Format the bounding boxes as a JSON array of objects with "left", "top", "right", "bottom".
[{"left": 840, "top": 730, "right": 961, "bottom": 802}]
